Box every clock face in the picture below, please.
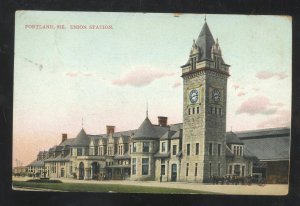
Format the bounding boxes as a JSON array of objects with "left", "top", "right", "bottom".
[
  {"left": 212, "top": 89, "right": 221, "bottom": 102},
  {"left": 189, "top": 89, "right": 199, "bottom": 103}
]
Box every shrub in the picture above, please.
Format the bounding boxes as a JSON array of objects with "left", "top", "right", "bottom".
[
  {"left": 72, "top": 173, "right": 77, "bottom": 179},
  {"left": 26, "top": 179, "right": 63, "bottom": 183}
]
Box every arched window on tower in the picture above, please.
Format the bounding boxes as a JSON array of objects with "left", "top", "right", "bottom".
[
  {"left": 215, "top": 57, "right": 219, "bottom": 69},
  {"left": 191, "top": 56, "right": 197, "bottom": 70}
]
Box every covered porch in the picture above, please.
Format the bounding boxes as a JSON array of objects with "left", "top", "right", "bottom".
[{"left": 105, "top": 165, "right": 131, "bottom": 180}]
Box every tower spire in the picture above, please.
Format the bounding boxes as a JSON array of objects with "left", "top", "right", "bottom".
[
  {"left": 82, "top": 117, "right": 84, "bottom": 129},
  {"left": 204, "top": 15, "right": 206, "bottom": 22}
]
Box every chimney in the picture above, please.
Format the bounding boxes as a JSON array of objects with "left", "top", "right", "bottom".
[
  {"left": 158, "top": 116, "right": 168, "bottom": 127},
  {"left": 62, "top": 133, "right": 67, "bottom": 142},
  {"left": 106, "top": 125, "right": 115, "bottom": 135}
]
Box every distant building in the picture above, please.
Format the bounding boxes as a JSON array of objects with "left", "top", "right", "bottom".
[
  {"left": 12, "top": 166, "right": 27, "bottom": 176},
  {"left": 26, "top": 20, "right": 290, "bottom": 184}
]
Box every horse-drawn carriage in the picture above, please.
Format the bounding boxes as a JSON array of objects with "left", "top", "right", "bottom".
[{"left": 209, "top": 173, "right": 266, "bottom": 186}]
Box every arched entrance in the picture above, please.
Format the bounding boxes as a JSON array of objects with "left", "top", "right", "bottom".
[
  {"left": 91, "top": 162, "right": 100, "bottom": 180},
  {"left": 79, "top": 162, "right": 84, "bottom": 180},
  {"left": 171, "top": 164, "right": 177, "bottom": 182}
]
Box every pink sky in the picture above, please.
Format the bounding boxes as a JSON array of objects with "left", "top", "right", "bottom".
[{"left": 13, "top": 12, "right": 291, "bottom": 167}]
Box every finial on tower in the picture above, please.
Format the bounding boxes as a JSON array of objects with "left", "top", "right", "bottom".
[
  {"left": 146, "top": 101, "right": 148, "bottom": 118},
  {"left": 82, "top": 117, "right": 84, "bottom": 129},
  {"left": 204, "top": 15, "right": 207, "bottom": 22}
]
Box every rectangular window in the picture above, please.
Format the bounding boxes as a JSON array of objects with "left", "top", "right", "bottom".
[
  {"left": 208, "top": 143, "right": 213, "bottom": 155},
  {"left": 172, "top": 145, "right": 177, "bottom": 155},
  {"left": 84, "top": 148, "right": 89, "bottom": 156},
  {"left": 217, "top": 144, "right": 221, "bottom": 156},
  {"left": 142, "top": 158, "right": 149, "bottom": 175},
  {"left": 132, "top": 158, "right": 136, "bottom": 175},
  {"left": 143, "top": 142, "right": 150, "bottom": 152},
  {"left": 188, "top": 108, "right": 191, "bottom": 115},
  {"left": 187, "top": 144, "right": 190, "bottom": 156},
  {"left": 215, "top": 107, "right": 217, "bottom": 114},
  {"left": 218, "top": 163, "right": 221, "bottom": 176},
  {"left": 210, "top": 107, "right": 213, "bottom": 114},
  {"left": 161, "top": 159, "right": 166, "bottom": 175},
  {"left": 195, "top": 163, "right": 198, "bottom": 176},
  {"left": 196, "top": 143, "right": 199, "bottom": 155},
  {"left": 94, "top": 147, "right": 98, "bottom": 156},
  {"left": 219, "top": 108, "right": 222, "bottom": 115},
  {"left": 197, "top": 107, "right": 199, "bottom": 114},
  {"left": 133, "top": 143, "right": 136, "bottom": 152},
  {"left": 192, "top": 108, "right": 195, "bottom": 114},
  {"left": 129, "top": 145, "right": 131, "bottom": 154},
  {"left": 233, "top": 146, "right": 237, "bottom": 155},
  {"left": 77, "top": 148, "right": 82, "bottom": 156},
  {"left": 242, "top": 166, "right": 245, "bottom": 177},
  {"left": 161, "top": 142, "right": 166, "bottom": 152},
  {"left": 186, "top": 163, "right": 189, "bottom": 176},
  {"left": 209, "top": 162, "right": 212, "bottom": 177}
]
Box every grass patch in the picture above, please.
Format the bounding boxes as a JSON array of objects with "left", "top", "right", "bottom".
[{"left": 13, "top": 181, "right": 213, "bottom": 194}]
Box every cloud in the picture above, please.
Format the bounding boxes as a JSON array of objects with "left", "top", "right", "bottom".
[
  {"left": 255, "top": 71, "right": 288, "bottom": 80},
  {"left": 252, "top": 87, "right": 260, "bottom": 91},
  {"left": 172, "top": 80, "right": 181, "bottom": 88},
  {"left": 237, "top": 91, "right": 247, "bottom": 97},
  {"left": 112, "top": 67, "right": 175, "bottom": 87},
  {"left": 257, "top": 110, "right": 291, "bottom": 128},
  {"left": 65, "top": 71, "right": 94, "bottom": 77},
  {"left": 236, "top": 96, "right": 277, "bottom": 115},
  {"left": 271, "top": 102, "right": 285, "bottom": 107}
]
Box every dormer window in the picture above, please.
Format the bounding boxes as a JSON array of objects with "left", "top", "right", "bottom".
[
  {"left": 232, "top": 145, "right": 243, "bottom": 156},
  {"left": 132, "top": 142, "right": 137, "bottom": 153},
  {"left": 118, "top": 145, "right": 123, "bottom": 155},
  {"left": 161, "top": 142, "right": 166, "bottom": 152}
]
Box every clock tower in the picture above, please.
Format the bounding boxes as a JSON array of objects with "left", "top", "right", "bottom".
[{"left": 180, "top": 20, "right": 230, "bottom": 182}]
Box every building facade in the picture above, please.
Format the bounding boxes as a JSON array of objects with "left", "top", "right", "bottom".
[{"left": 26, "top": 20, "right": 289, "bottom": 183}]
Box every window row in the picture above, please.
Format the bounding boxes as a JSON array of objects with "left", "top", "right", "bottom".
[
  {"left": 131, "top": 158, "right": 149, "bottom": 175},
  {"left": 131, "top": 142, "right": 150, "bottom": 153},
  {"left": 188, "top": 107, "right": 201, "bottom": 115},
  {"left": 208, "top": 143, "right": 222, "bottom": 156},
  {"left": 232, "top": 145, "right": 243, "bottom": 156},
  {"left": 186, "top": 143, "right": 200, "bottom": 156},
  {"left": 228, "top": 164, "right": 246, "bottom": 176},
  {"left": 185, "top": 162, "right": 222, "bottom": 177},
  {"left": 73, "top": 145, "right": 127, "bottom": 156},
  {"left": 210, "top": 107, "right": 222, "bottom": 115}
]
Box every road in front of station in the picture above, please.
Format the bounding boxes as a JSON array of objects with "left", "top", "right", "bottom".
[{"left": 12, "top": 177, "right": 288, "bottom": 195}]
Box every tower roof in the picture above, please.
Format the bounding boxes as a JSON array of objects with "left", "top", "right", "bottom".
[
  {"left": 226, "top": 131, "right": 244, "bottom": 145},
  {"left": 132, "top": 117, "right": 158, "bottom": 139},
  {"left": 195, "top": 22, "right": 215, "bottom": 61},
  {"left": 71, "top": 128, "right": 90, "bottom": 147}
]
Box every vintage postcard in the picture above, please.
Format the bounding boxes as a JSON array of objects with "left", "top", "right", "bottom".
[{"left": 12, "top": 11, "right": 291, "bottom": 195}]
